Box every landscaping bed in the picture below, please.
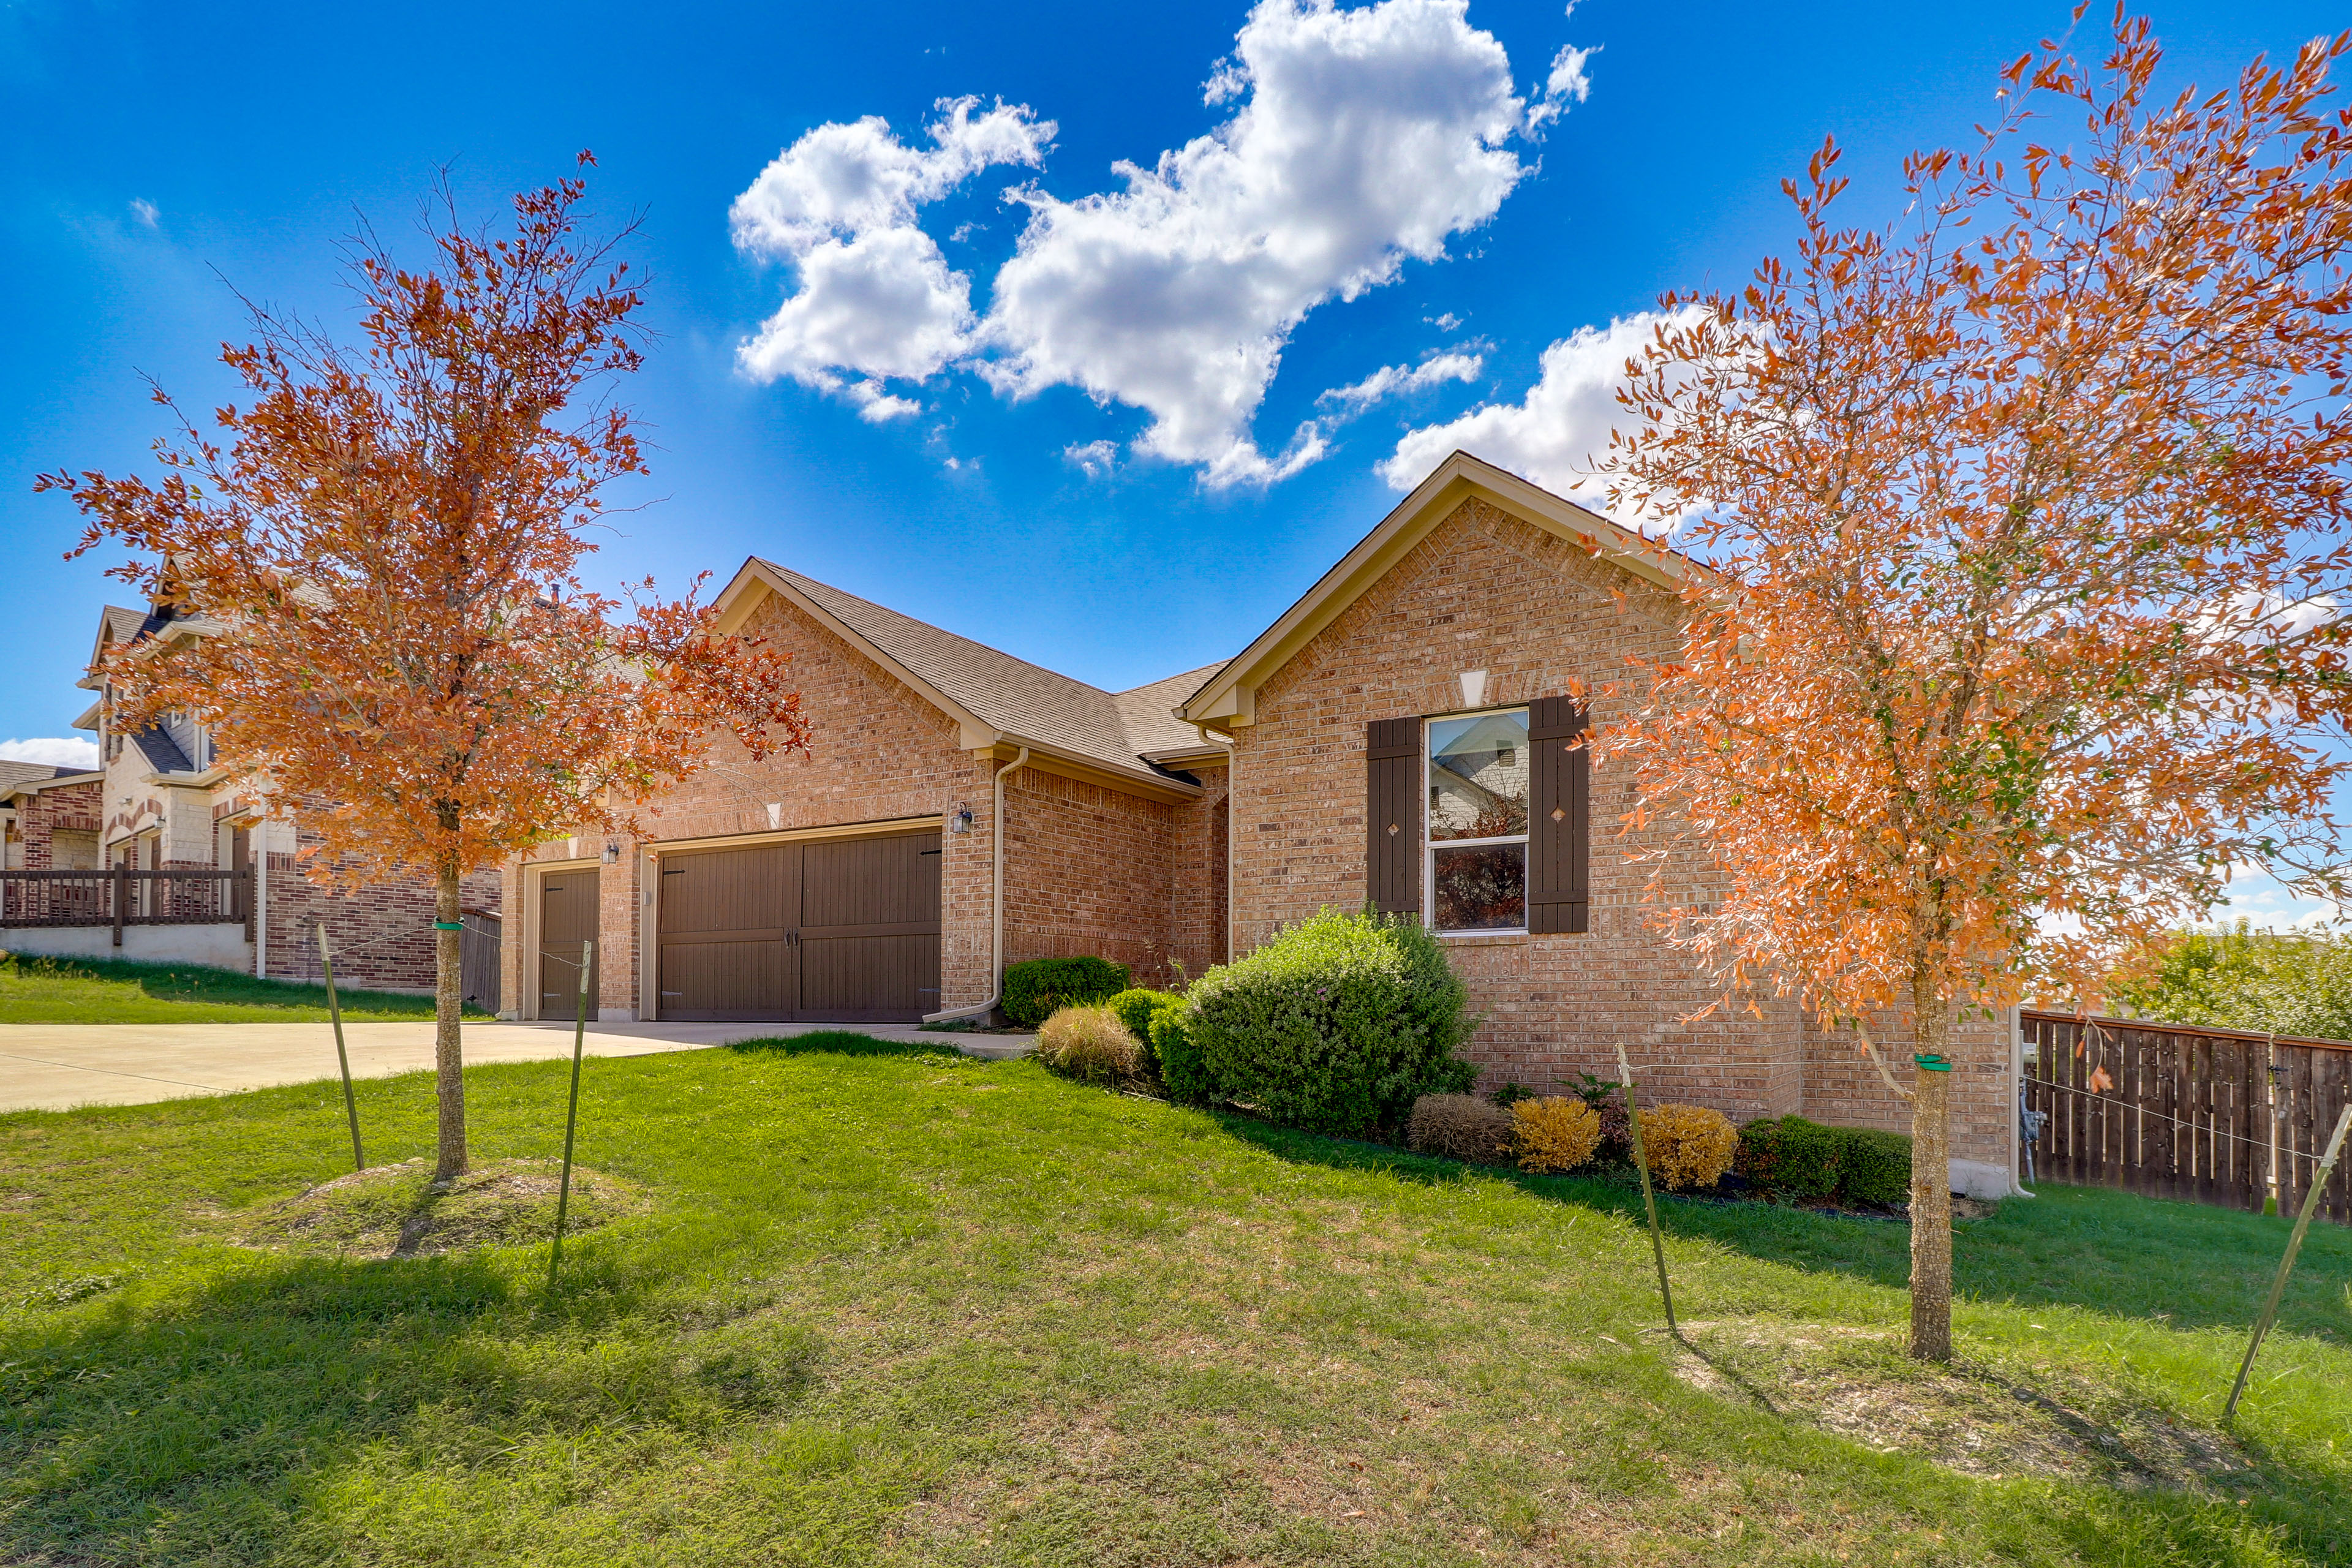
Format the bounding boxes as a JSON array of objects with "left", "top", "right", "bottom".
[{"left": 1, "top": 1038, "right": 2346, "bottom": 1566}]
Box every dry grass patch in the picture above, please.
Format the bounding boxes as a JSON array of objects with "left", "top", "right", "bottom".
[
  {"left": 243, "top": 1156, "right": 649, "bottom": 1259},
  {"left": 1667, "top": 1317, "right": 2245, "bottom": 1487}
]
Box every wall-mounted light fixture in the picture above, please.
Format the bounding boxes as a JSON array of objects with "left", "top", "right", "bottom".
[
  {"left": 949, "top": 805, "right": 974, "bottom": 834},
  {"left": 601, "top": 842, "right": 622, "bottom": 864}
]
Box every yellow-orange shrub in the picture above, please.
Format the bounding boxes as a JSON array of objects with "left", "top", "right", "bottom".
[
  {"left": 1636, "top": 1104, "right": 1739, "bottom": 1189},
  {"left": 1510, "top": 1096, "right": 1602, "bottom": 1173}
]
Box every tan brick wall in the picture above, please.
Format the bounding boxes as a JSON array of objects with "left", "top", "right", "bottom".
[
  {"left": 1168, "top": 763, "right": 1230, "bottom": 981},
  {"left": 1002, "top": 766, "right": 1180, "bottom": 990},
  {"left": 262, "top": 815, "right": 501, "bottom": 993},
  {"left": 1227, "top": 494, "right": 2011, "bottom": 1173}
]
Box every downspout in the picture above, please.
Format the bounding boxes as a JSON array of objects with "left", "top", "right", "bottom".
[{"left": 923, "top": 745, "right": 1028, "bottom": 1023}]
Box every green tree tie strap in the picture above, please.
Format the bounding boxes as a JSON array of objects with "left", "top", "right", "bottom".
[{"left": 1913, "top": 1052, "right": 1951, "bottom": 1072}]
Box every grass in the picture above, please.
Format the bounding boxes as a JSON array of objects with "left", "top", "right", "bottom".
[
  {"left": 0, "top": 951, "right": 492, "bottom": 1023},
  {"left": 0, "top": 1037, "right": 2346, "bottom": 1566}
]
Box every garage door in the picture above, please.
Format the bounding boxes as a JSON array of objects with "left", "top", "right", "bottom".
[
  {"left": 655, "top": 828, "right": 941, "bottom": 1022},
  {"left": 537, "top": 868, "right": 600, "bottom": 1020}
]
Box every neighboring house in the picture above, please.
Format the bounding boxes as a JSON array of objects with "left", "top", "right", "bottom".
[
  {"left": 0, "top": 761, "right": 103, "bottom": 870},
  {"left": 517, "top": 451, "right": 2018, "bottom": 1196},
  {"left": 29, "top": 599, "right": 503, "bottom": 994}
]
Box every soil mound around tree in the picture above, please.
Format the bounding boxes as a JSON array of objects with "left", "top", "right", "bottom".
[
  {"left": 246, "top": 1158, "right": 649, "bottom": 1259},
  {"left": 1665, "top": 1317, "right": 2247, "bottom": 1488}
]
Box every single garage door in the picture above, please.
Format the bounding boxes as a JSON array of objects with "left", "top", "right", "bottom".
[
  {"left": 655, "top": 828, "right": 941, "bottom": 1022},
  {"left": 537, "top": 867, "right": 600, "bottom": 1020}
]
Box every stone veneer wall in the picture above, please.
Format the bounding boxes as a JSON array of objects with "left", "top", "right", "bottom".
[{"left": 1224, "top": 494, "right": 2010, "bottom": 1174}]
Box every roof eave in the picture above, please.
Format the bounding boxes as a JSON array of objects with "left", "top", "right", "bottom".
[{"left": 1178, "top": 451, "right": 1701, "bottom": 726}]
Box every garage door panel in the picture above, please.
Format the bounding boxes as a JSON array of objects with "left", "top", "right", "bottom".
[
  {"left": 538, "top": 869, "right": 600, "bottom": 1019},
  {"left": 658, "top": 938, "right": 790, "bottom": 1020},
  {"left": 800, "top": 833, "right": 941, "bottom": 930},
  {"left": 798, "top": 932, "right": 939, "bottom": 1020},
  {"left": 660, "top": 845, "right": 790, "bottom": 936}
]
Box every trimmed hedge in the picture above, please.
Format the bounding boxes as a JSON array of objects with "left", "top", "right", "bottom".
[
  {"left": 1150, "top": 1008, "right": 1212, "bottom": 1105},
  {"left": 1002, "top": 956, "right": 1129, "bottom": 1029},
  {"left": 1839, "top": 1126, "right": 1913, "bottom": 1207},
  {"left": 1104, "top": 987, "right": 1180, "bottom": 1071},
  {"left": 1736, "top": 1115, "right": 1913, "bottom": 1208},
  {"left": 1186, "top": 908, "right": 1476, "bottom": 1136}
]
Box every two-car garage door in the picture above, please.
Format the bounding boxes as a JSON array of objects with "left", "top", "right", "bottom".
[{"left": 655, "top": 827, "right": 941, "bottom": 1022}]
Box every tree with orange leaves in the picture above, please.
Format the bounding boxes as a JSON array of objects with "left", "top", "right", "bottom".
[
  {"left": 42, "top": 159, "right": 810, "bottom": 1182},
  {"left": 1602, "top": 11, "right": 2352, "bottom": 1360}
]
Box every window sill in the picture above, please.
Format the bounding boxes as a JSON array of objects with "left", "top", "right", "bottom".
[{"left": 1436, "top": 931, "right": 1528, "bottom": 946}]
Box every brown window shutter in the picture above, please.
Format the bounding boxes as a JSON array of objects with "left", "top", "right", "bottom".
[
  {"left": 1365, "top": 717, "right": 1421, "bottom": 916},
  {"left": 1527, "top": 695, "right": 1589, "bottom": 934}
]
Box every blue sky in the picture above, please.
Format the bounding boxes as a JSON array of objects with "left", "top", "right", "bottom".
[{"left": 2, "top": 0, "right": 2340, "bottom": 922}]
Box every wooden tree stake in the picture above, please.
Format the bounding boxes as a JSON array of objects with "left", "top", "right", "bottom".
[
  {"left": 1618, "top": 1043, "right": 1677, "bottom": 1338},
  {"left": 318, "top": 924, "right": 363, "bottom": 1173},
  {"left": 548, "top": 939, "right": 594, "bottom": 1292},
  {"left": 2225, "top": 1102, "right": 2352, "bottom": 1422}
]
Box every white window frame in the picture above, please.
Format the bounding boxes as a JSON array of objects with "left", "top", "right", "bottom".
[{"left": 1422, "top": 704, "right": 1531, "bottom": 936}]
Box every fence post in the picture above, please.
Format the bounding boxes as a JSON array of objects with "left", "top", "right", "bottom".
[
  {"left": 2225, "top": 1102, "right": 2352, "bottom": 1423},
  {"left": 111, "top": 864, "right": 126, "bottom": 947}
]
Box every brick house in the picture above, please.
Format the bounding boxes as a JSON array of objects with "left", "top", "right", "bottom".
[
  {"left": 516, "top": 452, "right": 2018, "bottom": 1196},
  {"left": 40, "top": 600, "right": 502, "bottom": 993},
  {"left": 0, "top": 761, "right": 103, "bottom": 870}
]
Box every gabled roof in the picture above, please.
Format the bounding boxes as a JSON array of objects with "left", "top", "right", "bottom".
[
  {"left": 0, "top": 760, "right": 99, "bottom": 801},
  {"left": 1178, "top": 450, "right": 1704, "bottom": 728},
  {"left": 79, "top": 603, "right": 178, "bottom": 691},
  {"left": 130, "top": 727, "right": 195, "bottom": 776},
  {"left": 711, "top": 559, "right": 1227, "bottom": 797}
]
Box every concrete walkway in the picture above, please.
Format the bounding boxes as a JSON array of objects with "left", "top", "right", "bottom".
[{"left": 0, "top": 1019, "right": 1033, "bottom": 1114}]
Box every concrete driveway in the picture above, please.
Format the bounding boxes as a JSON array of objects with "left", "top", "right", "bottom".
[{"left": 0, "top": 1019, "right": 1031, "bottom": 1114}]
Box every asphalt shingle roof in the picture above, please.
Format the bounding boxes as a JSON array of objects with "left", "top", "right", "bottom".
[
  {"left": 0, "top": 760, "right": 85, "bottom": 798},
  {"left": 755, "top": 561, "right": 1227, "bottom": 784}
]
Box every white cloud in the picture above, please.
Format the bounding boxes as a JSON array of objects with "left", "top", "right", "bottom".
[
  {"left": 1063, "top": 439, "right": 1118, "bottom": 478},
  {"left": 732, "top": 97, "right": 1054, "bottom": 413},
  {"left": 1, "top": 737, "right": 100, "bottom": 769},
  {"left": 127, "top": 198, "right": 158, "bottom": 228},
  {"left": 978, "top": 0, "right": 1528, "bottom": 488},
  {"left": 1525, "top": 43, "right": 1595, "bottom": 131},
  {"left": 1428, "top": 311, "right": 1463, "bottom": 331},
  {"left": 1381, "top": 312, "right": 1694, "bottom": 529},
  {"left": 1317, "top": 351, "right": 1482, "bottom": 415}
]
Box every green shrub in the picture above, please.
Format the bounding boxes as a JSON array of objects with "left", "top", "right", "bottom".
[
  {"left": 1736, "top": 1115, "right": 1845, "bottom": 1202},
  {"left": 1105, "top": 987, "right": 1180, "bottom": 1069},
  {"left": 1736, "top": 1115, "right": 1913, "bottom": 1208},
  {"left": 1836, "top": 1126, "right": 1913, "bottom": 1207},
  {"left": 1002, "top": 956, "right": 1129, "bottom": 1029},
  {"left": 1150, "top": 1006, "right": 1213, "bottom": 1104},
  {"left": 1186, "top": 908, "right": 1476, "bottom": 1137}
]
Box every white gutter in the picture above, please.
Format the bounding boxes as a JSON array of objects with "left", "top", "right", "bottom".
[{"left": 922, "top": 745, "right": 1029, "bottom": 1023}]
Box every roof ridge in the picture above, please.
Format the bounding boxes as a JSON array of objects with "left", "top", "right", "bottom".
[{"left": 755, "top": 559, "right": 1118, "bottom": 699}]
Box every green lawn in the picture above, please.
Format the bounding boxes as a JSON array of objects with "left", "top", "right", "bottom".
[
  {"left": 0, "top": 951, "right": 491, "bottom": 1023},
  {"left": 3, "top": 1038, "right": 2348, "bottom": 1567}
]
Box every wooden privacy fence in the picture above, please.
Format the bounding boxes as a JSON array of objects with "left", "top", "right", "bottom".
[
  {"left": 2021, "top": 1008, "right": 2352, "bottom": 1226},
  {"left": 0, "top": 867, "right": 254, "bottom": 945}
]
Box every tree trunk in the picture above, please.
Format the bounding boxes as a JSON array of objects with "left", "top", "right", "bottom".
[
  {"left": 1907, "top": 986, "right": 1954, "bottom": 1362},
  {"left": 432, "top": 862, "right": 468, "bottom": 1183}
]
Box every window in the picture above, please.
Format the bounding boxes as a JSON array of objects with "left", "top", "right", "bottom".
[{"left": 1426, "top": 706, "right": 1529, "bottom": 932}]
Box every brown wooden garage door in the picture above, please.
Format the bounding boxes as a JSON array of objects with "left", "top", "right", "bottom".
[
  {"left": 537, "top": 868, "right": 600, "bottom": 1020},
  {"left": 656, "top": 829, "right": 941, "bottom": 1022}
]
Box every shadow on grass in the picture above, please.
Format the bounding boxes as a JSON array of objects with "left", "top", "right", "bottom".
[
  {"left": 0, "top": 950, "right": 491, "bottom": 1018},
  {"left": 0, "top": 1240, "right": 818, "bottom": 1563},
  {"left": 1210, "top": 1109, "right": 2352, "bottom": 1342},
  {"left": 726, "top": 1031, "right": 964, "bottom": 1061}
]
